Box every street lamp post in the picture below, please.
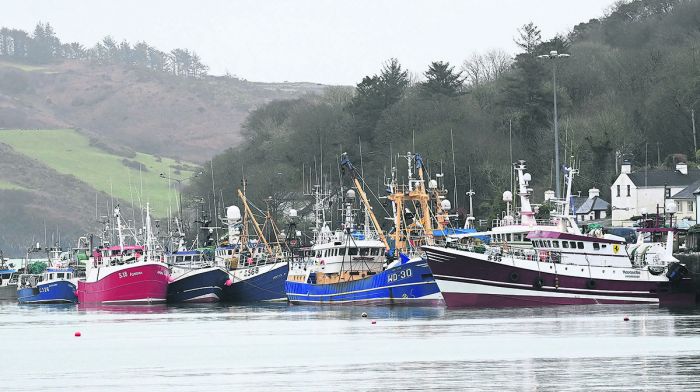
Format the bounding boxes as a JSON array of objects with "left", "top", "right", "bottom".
[
  {"left": 538, "top": 50, "right": 570, "bottom": 198},
  {"left": 159, "top": 171, "right": 203, "bottom": 223}
]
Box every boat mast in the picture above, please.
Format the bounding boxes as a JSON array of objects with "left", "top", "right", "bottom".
[
  {"left": 237, "top": 189, "right": 274, "bottom": 256},
  {"left": 339, "top": 153, "right": 389, "bottom": 250},
  {"left": 115, "top": 205, "right": 125, "bottom": 251}
]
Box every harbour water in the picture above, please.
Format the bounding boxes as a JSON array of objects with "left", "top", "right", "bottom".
[{"left": 2, "top": 303, "right": 700, "bottom": 391}]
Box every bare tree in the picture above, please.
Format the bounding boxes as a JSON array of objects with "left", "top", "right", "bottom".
[{"left": 462, "top": 49, "right": 512, "bottom": 87}]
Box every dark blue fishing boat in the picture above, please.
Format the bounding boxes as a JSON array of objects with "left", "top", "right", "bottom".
[
  {"left": 17, "top": 268, "right": 77, "bottom": 304},
  {"left": 166, "top": 250, "right": 230, "bottom": 303}
]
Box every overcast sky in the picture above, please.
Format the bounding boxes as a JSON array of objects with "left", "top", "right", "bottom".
[{"left": 2, "top": 0, "right": 615, "bottom": 85}]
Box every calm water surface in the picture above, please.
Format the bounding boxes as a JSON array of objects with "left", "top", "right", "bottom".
[{"left": 2, "top": 302, "right": 700, "bottom": 391}]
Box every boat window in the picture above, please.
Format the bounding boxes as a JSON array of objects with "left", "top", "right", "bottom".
[
  {"left": 175, "top": 256, "right": 183, "bottom": 263},
  {"left": 57, "top": 273, "right": 64, "bottom": 279},
  {"left": 577, "top": 242, "right": 584, "bottom": 249},
  {"left": 348, "top": 248, "right": 358, "bottom": 256},
  {"left": 546, "top": 241, "right": 552, "bottom": 248},
  {"left": 570, "top": 241, "right": 576, "bottom": 248},
  {"left": 562, "top": 241, "right": 569, "bottom": 248},
  {"left": 531, "top": 240, "right": 536, "bottom": 246},
  {"left": 593, "top": 243, "right": 600, "bottom": 251},
  {"left": 506, "top": 234, "right": 511, "bottom": 242},
  {"left": 185, "top": 256, "right": 192, "bottom": 262},
  {"left": 552, "top": 241, "right": 559, "bottom": 248},
  {"left": 316, "top": 251, "right": 322, "bottom": 257},
  {"left": 360, "top": 248, "right": 370, "bottom": 256}
]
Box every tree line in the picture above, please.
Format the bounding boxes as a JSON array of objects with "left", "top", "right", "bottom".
[
  {"left": 0, "top": 22, "right": 208, "bottom": 78},
  {"left": 189, "top": 0, "right": 700, "bottom": 230}
]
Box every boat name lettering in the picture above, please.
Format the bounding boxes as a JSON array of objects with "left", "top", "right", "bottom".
[
  {"left": 39, "top": 286, "right": 50, "bottom": 293},
  {"left": 623, "top": 270, "right": 641, "bottom": 277},
  {"left": 387, "top": 268, "right": 412, "bottom": 283}
]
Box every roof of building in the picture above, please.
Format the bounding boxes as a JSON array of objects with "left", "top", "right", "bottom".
[
  {"left": 671, "top": 179, "right": 700, "bottom": 199},
  {"left": 571, "top": 195, "right": 610, "bottom": 214},
  {"left": 626, "top": 168, "right": 700, "bottom": 187}
]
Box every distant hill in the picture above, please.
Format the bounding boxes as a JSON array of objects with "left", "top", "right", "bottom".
[
  {"left": 0, "top": 59, "right": 326, "bottom": 162},
  {"left": 0, "top": 57, "right": 326, "bottom": 255}
]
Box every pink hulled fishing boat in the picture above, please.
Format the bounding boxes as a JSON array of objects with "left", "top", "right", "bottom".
[{"left": 77, "top": 206, "right": 169, "bottom": 304}]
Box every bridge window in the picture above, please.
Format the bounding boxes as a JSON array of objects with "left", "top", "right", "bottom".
[
  {"left": 577, "top": 242, "right": 584, "bottom": 249},
  {"left": 552, "top": 240, "right": 559, "bottom": 248},
  {"left": 348, "top": 248, "right": 358, "bottom": 256},
  {"left": 569, "top": 241, "right": 577, "bottom": 248},
  {"left": 593, "top": 243, "right": 600, "bottom": 251},
  {"left": 57, "top": 273, "right": 64, "bottom": 279},
  {"left": 562, "top": 241, "right": 569, "bottom": 249}
]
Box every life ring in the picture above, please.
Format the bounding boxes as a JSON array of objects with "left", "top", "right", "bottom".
[
  {"left": 586, "top": 279, "right": 596, "bottom": 289},
  {"left": 533, "top": 277, "right": 544, "bottom": 289},
  {"left": 509, "top": 271, "right": 519, "bottom": 283}
]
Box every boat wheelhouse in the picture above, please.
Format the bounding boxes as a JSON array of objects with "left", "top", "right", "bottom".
[{"left": 0, "top": 267, "right": 18, "bottom": 301}]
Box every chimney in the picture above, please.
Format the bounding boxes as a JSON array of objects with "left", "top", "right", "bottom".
[
  {"left": 621, "top": 160, "right": 631, "bottom": 174},
  {"left": 676, "top": 162, "right": 688, "bottom": 175},
  {"left": 588, "top": 188, "right": 600, "bottom": 199}
]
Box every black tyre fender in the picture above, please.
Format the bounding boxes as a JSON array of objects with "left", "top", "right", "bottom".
[
  {"left": 509, "top": 271, "right": 519, "bottom": 283},
  {"left": 586, "top": 279, "right": 597, "bottom": 290}
]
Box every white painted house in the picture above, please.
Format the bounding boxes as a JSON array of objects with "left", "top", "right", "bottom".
[{"left": 610, "top": 161, "right": 700, "bottom": 226}]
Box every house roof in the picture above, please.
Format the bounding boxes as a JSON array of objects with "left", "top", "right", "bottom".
[
  {"left": 571, "top": 195, "right": 610, "bottom": 214},
  {"left": 626, "top": 168, "right": 700, "bottom": 187},
  {"left": 671, "top": 179, "right": 700, "bottom": 199}
]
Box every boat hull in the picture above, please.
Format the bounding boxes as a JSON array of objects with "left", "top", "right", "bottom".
[
  {"left": 223, "top": 262, "right": 288, "bottom": 302},
  {"left": 425, "top": 246, "right": 695, "bottom": 308},
  {"left": 285, "top": 260, "right": 443, "bottom": 305},
  {"left": 17, "top": 281, "right": 77, "bottom": 304},
  {"left": 167, "top": 267, "right": 230, "bottom": 303},
  {"left": 77, "top": 263, "right": 169, "bottom": 304},
  {"left": 0, "top": 284, "right": 17, "bottom": 301}
]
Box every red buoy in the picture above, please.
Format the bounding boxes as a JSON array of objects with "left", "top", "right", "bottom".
[
  {"left": 224, "top": 279, "right": 233, "bottom": 287},
  {"left": 74, "top": 331, "right": 82, "bottom": 337}
]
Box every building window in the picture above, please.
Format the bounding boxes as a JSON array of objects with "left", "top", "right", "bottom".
[
  {"left": 689, "top": 202, "right": 694, "bottom": 212},
  {"left": 616, "top": 185, "right": 620, "bottom": 197},
  {"left": 678, "top": 202, "right": 683, "bottom": 212},
  {"left": 626, "top": 185, "right": 630, "bottom": 197}
]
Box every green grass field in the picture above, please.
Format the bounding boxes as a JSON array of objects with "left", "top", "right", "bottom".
[
  {"left": 0, "top": 129, "right": 200, "bottom": 216},
  {"left": 0, "top": 179, "right": 27, "bottom": 191}
]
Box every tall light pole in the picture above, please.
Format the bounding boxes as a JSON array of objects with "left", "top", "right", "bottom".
[
  {"left": 160, "top": 171, "right": 203, "bottom": 223},
  {"left": 538, "top": 50, "right": 570, "bottom": 198}
]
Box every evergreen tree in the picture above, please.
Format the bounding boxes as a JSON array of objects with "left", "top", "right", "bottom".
[{"left": 420, "top": 61, "right": 463, "bottom": 97}]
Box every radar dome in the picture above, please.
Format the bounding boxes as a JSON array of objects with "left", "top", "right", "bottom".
[
  {"left": 288, "top": 209, "right": 298, "bottom": 218},
  {"left": 226, "top": 206, "right": 241, "bottom": 222},
  {"left": 502, "top": 191, "right": 513, "bottom": 202},
  {"left": 666, "top": 201, "right": 678, "bottom": 214},
  {"left": 523, "top": 173, "right": 532, "bottom": 182},
  {"left": 441, "top": 199, "right": 452, "bottom": 211},
  {"left": 428, "top": 179, "right": 438, "bottom": 189},
  {"left": 346, "top": 189, "right": 356, "bottom": 199}
]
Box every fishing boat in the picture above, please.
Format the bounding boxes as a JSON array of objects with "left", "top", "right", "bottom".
[
  {"left": 0, "top": 253, "right": 18, "bottom": 300},
  {"left": 166, "top": 249, "right": 230, "bottom": 303},
  {"left": 217, "top": 187, "right": 289, "bottom": 302},
  {"left": 425, "top": 164, "right": 695, "bottom": 307},
  {"left": 77, "top": 205, "right": 169, "bottom": 304},
  {"left": 17, "top": 267, "right": 77, "bottom": 304},
  {"left": 285, "top": 153, "right": 442, "bottom": 305}
]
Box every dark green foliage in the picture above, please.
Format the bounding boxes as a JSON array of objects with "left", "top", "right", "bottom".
[
  {"left": 420, "top": 61, "right": 463, "bottom": 97},
  {"left": 190, "top": 0, "right": 700, "bottom": 226},
  {"left": 0, "top": 23, "right": 207, "bottom": 78}
]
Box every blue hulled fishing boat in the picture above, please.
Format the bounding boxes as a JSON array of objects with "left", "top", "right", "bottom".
[
  {"left": 166, "top": 250, "right": 230, "bottom": 303},
  {"left": 17, "top": 267, "right": 77, "bottom": 304},
  {"left": 285, "top": 153, "right": 443, "bottom": 305},
  {"left": 216, "top": 187, "right": 289, "bottom": 302}
]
